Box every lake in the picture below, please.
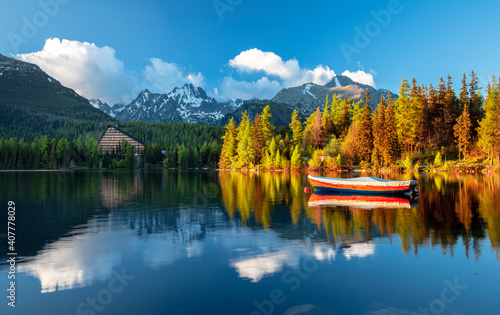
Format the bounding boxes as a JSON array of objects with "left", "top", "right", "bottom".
[{"left": 0, "top": 170, "right": 499, "bottom": 315}]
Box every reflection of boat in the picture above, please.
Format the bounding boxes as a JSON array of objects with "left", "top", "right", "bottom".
[
  {"left": 308, "top": 175, "right": 418, "bottom": 194},
  {"left": 308, "top": 192, "right": 418, "bottom": 209}
]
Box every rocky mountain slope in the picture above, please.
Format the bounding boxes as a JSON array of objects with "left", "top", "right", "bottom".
[
  {"left": 271, "top": 75, "right": 397, "bottom": 116},
  {"left": 0, "top": 54, "right": 113, "bottom": 139},
  {"left": 113, "top": 84, "right": 234, "bottom": 125}
]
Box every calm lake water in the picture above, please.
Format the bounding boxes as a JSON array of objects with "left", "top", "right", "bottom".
[{"left": 0, "top": 170, "right": 499, "bottom": 315}]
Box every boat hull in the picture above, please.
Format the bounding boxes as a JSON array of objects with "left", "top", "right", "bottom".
[
  {"left": 308, "top": 192, "right": 418, "bottom": 209},
  {"left": 308, "top": 175, "right": 418, "bottom": 194}
]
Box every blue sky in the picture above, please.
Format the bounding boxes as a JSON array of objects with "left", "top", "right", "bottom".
[{"left": 1, "top": 0, "right": 499, "bottom": 105}]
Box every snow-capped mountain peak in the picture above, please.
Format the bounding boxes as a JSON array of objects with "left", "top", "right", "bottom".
[{"left": 112, "top": 84, "right": 232, "bottom": 125}]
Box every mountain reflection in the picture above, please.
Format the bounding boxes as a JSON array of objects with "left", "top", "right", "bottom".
[{"left": 1, "top": 170, "right": 498, "bottom": 294}]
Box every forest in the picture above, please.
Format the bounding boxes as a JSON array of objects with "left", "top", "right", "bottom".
[
  {"left": 0, "top": 121, "right": 225, "bottom": 170},
  {"left": 219, "top": 71, "right": 500, "bottom": 172}
]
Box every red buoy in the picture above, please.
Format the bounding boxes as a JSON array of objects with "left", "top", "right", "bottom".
[{"left": 304, "top": 187, "right": 310, "bottom": 194}]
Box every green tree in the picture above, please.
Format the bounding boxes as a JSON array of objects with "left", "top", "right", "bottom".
[
  {"left": 396, "top": 79, "right": 419, "bottom": 152},
  {"left": 289, "top": 110, "right": 303, "bottom": 147},
  {"left": 477, "top": 78, "right": 499, "bottom": 162},
  {"left": 290, "top": 145, "right": 302, "bottom": 171},
  {"left": 372, "top": 95, "right": 386, "bottom": 165},
  {"left": 454, "top": 103, "right": 473, "bottom": 160},
  {"left": 260, "top": 105, "right": 274, "bottom": 145},
  {"left": 219, "top": 118, "right": 237, "bottom": 169},
  {"left": 384, "top": 95, "right": 400, "bottom": 165},
  {"left": 308, "top": 149, "right": 322, "bottom": 170},
  {"left": 357, "top": 89, "right": 374, "bottom": 161},
  {"left": 235, "top": 111, "right": 254, "bottom": 168}
]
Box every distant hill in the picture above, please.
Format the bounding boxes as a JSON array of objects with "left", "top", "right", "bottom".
[
  {"left": 0, "top": 54, "right": 113, "bottom": 139},
  {"left": 271, "top": 75, "right": 398, "bottom": 116},
  {"left": 219, "top": 99, "right": 297, "bottom": 127},
  {"left": 112, "top": 84, "right": 234, "bottom": 125}
]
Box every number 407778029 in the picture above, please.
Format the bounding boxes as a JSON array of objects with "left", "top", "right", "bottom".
[{"left": 7, "top": 201, "right": 16, "bottom": 252}]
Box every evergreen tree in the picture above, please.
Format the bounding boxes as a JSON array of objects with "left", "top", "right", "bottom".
[
  {"left": 396, "top": 79, "right": 419, "bottom": 152},
  {"left": 308, "top": 149, "right": 322, "bottom": 170},
  {"left": 454, "top": 103, "right": 472, "bottom": 160},
  {"left": 357, "top": 89, "right": 374, "bottom": 161},
  {"left": 289, "top": 110, "right": 303, "bottom": 147},
  {"left": 303, "top": 107, "right": 322, "bottom": 149},
  {"left": 321, "top": 96, "right": 334, "bottom": 141},
  {"left": 329, "top": 94, "right": 344, "bottom": 136},
  {"left": 253, "top": 114, "right": 264, "bottom": 164},
  {"left": 219, "top": 118, "right": 237, "bottom": 169},
  {"left": 459, "top": 73, "right": 469, "bottom": 111},
  {"left": 340, "top": 98, "right": 351, "bottom": 137},
  {"left": 415, "top": 84, "right": 431, "bottom": 151},
  {"left": 350, "top": 99, "right": 364, "bottom": 123},
  {"left": 260, "top": 105, "right": 274, "bottom": 145},
  {"left": 477, "top": 78, "right": 499, "bottom": 162},
  {"left": 372, "top": 95, "right": 386, "bottom": 165},
  {"left": 384, "top": 95, "right": 400, "bottom": 165},
  {"left": 290, "top": 145, "right": 302, "bottom": 171},
  {"left": 235, "top": 111, "right": 254, "bottom": 168},
  {"left": 469, "top": 70, "right": 483, "bottom": 134}
]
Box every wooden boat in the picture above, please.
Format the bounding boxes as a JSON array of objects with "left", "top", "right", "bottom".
[
  {"left": 308, "top": 192, "right": 418, "bottom": 210},
  {"left": 308, "top": 175, "right": 418, "bottom": 194}
]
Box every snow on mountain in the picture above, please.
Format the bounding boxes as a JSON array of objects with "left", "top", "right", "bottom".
[
  {"left": 89, "top": 99, "right": 125, "bottom": 118},
  {"left": 272, "top": 75, "right": 398, "bottom": 115},
  {"left": 113, "top": 84, "right": 233, "bottom": 125},
  {"left": 89, "top": 75, "right": 399, "bottom": 126},
  {"left": 219, "top": 98, "right": 245, "bottom": 111}
]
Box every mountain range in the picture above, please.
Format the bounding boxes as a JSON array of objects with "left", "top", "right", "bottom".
[
  {"left": 0, "top": 53, "right": 112, "bottom": 139},
  {"left": 0, "top": 53, "right": 399, "bottom": 132},
  {"left": 90, "top": 75, "right": 398, "bottom": 126}
]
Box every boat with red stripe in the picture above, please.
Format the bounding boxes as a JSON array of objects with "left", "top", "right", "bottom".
[
  {"left": 308, "top": 175, "right": 418, "bottom": 194},
  {"left": 308, "top": 192, "right": 418, "bottom": 209}
]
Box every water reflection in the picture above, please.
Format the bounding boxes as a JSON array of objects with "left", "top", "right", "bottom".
[
  {"left": 1, "top": 170, "right": 499, "bottom": 296},
  {"left": 308, "top": 192, "right": 418, "bottom": 209}
]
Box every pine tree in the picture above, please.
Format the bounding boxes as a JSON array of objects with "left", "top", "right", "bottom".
[
  {"left": 260, "top": 105, "right": 274, "bottom": 145},
  {"left": 357, "top": 89, "right": 374, "bottom": 162},
  {"left": 372, "top": 95, "right": 386, "bottom": 165},
  {"left": 303, "top": 107, "right": 322, "bottom": 149},
  {"left": 290, "top": 145, "right": 302, "bottom": 171},
  {"left": 395, "top": 79, "right": 418, "bottom": 153},
  {"left": 329, "top": 94, "right": 344, "bottom": 136},
  {"left": 384, "top": 95, "right": 400, "bottom": 165},
  {"left": 340, "top": 98, "right": 351, "bottom": 138},
  {"left": 321, "top": 96, "right": 334, "bottom": 141},
  {"left": 477, "top": 78, "right": 499, "bottom": 162},
  {"left": 308, "top": 149, "right": 322, "bottom": 170},
  {"left": 289, "top": 109, "right": 303, "bottom": 147},
  {"left": 219, "top": 118, "right": 237, "bottom": 169},
  {"left": 459, "top": 73, "right": 469, "bottom": 111},
  {"left": 350, "top": 99, "right": 364, "bottom": 123},
  {"left": 415, "top": 84, "right": 431, "bottom": 151},
  {"left": 454, "top": 103, "right": 472, "bottom": 160},
  {"left": 253, "top": 114, "right": 264, "bottom": 164},
  {"left": 444, "top": 75, "right": 459, "bottom": 146},
  {"left": 469, "top": 70, "right": 483, "bottom": 134},
  {"left": 235, "top": 111, "right": 254, "bottom": 168}
]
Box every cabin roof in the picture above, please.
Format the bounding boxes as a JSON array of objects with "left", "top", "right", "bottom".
[{"left": 98, "top": 125, "right": 144, "bottom": 146}]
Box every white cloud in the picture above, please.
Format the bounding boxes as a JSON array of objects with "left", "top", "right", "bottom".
[
  {"left": 142, "top": 58, "right": 206, "bottom": 94},
  {"left": 223, "top": 49, "right": 337, "bottom": 100},
  {"left": 218, "top": 76, "right": 282, "bottom": 101},
  {"left": 229, "top": 48, "right": 299, "bottom": 79},
  {"left": 229, "top": 49, "right": 336, "bottom": 88},
  {"left": 17, "top": 38, "right": 139, "bottom": 105},
  {"left": 341, "top": 70, "right": 377, "bottom": 88}
]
